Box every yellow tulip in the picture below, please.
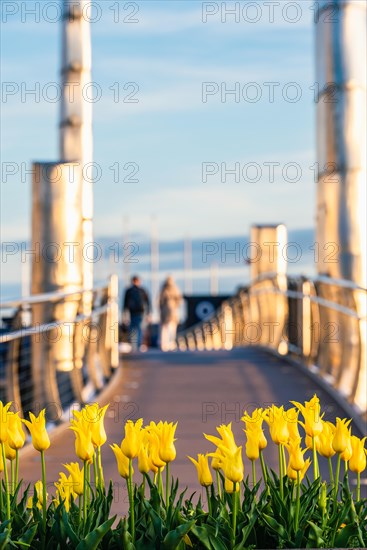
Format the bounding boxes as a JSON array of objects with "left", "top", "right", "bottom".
[
  {"left": 287, "top": 457, "right": 311, "bottom": 481},
  {"left": 242, "top": 409, "right": 267, "bottom": 459},
  {"left": 27, "top": 480, "right": 47, "bottom": 510},
  {"left": 55, "top": 472, "right": 77, "bottom": 512},
  {"left": 340, "top": 428, "right": 352, "bottom": 462},
  {"left": 245, "top": 430, "right": 261, "bottom": 461},
  {"left": 121, "top": 418, "right": 143, "bottom": 459},
  {"left": 286, "top": 407, "right": 300, "bottom": 441},
  {"left": 263, "top": 405, "right": 289, "bottom": 445},
  {"left": 137, "top": 443, "right": 150, "bottom": 474},
  {"left": 158, "top": 421, "right": 178, "bottom": 463},
  {"left": 291, "top": 394, "right": 323, "bottom": 438},
  {"left": 79, "top": 403, "right": 109, "bottom": 448},
  {"left": 22, "top": 409, "right": 50, "bottom": 452},
  {"left": 110, "top": 443, "right": 131, "bottom": 479},
  {"left": 0, "top": 401, "right": 11, "bottom": 443},
  {"left": 146, "top": 431, "right": 166, "bottom": 469},
  {"left": 318, "top": 421, "right": 336, "bottom": 458},
  {"left": 286, "top": 437, "right": 306, "bottom": 472},
  {"left": 211, "top": 451, "right": 223, "bottom": 471},
  {"left": 4, "top": 441, "right": 16, "bottom": 461},
  {"left": 204, "top": 423, "right": 238, "bottom": 454},
  {"left": 188, "top": 454, "right": 213, "bottom": 487},
  {"left": 63, "top": 462, "right": 84, "bottom": 496},
  {"left": 7, "top": 412, "right": 26, "bottom": 450},
  {"left": 0, "top": 448, "right": 4, "bottom": 472},
  {"left": 224, "top": 477, "right": 240, "bottom": 493},
  {"left": 69, "top": 421, "right": 94, "bottom": 463},
  {"left": 214, "top": 445, "right": 244, "bottom": 484},
  {"left": 349, "top": 436, "right": 367, "bottom": 474},
  {"left": 332, "top": 418, "right": 352, "bottom": 453}
]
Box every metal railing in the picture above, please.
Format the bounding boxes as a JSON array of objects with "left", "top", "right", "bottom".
[
  {"left": 177, "top": 274, "right": 367, "bottom": 416},
  {"left": 0, "top": 275, "right": 119, "bottom": 421}
]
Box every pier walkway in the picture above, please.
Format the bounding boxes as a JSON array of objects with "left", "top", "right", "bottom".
[{"left": 19, "top": 347, "right": 363, "bottom": 515}]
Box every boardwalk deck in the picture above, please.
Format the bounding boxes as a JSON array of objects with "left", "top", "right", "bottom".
[{"left": 19, "top": 347, "right": 364, "bottom": 516}]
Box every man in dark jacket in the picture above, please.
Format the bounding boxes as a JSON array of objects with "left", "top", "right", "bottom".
[{"left": 123, "top": 275, "right": 150, "bottom": 350}]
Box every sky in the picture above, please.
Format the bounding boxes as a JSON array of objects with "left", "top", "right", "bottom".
[{"left": 1, "top": 0, "right": 317, "bottom": 247}]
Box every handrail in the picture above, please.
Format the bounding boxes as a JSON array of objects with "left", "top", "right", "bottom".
[
  {"left": 0, "top": 276, "right": 119, "bottom": 421},
  {"left": 0, "top": 283, "right": 107, "bottom": 310},
  {"left": 177, "top": 274, "right": 367, "bottom": 416}
]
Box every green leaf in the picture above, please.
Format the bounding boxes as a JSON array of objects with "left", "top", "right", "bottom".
[
  {"left": 162, "top": 520, "right": 195, "bottom": 550},
  {"left": 17, "top": 524, "right": 38, "bottom": 547},
  {"left": 76, "top": 516, "right": 115, "bottom": 550}
]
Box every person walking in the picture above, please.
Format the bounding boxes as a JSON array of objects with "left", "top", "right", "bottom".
[
  {"left": 123, "top": 275, "right": 150, "bottom": 351},
  {"left": 159, "top": 276, "right": 182, "bottom": 351}
]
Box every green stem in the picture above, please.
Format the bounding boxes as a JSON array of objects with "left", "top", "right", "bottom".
[
  {"left": 295, "top": 471, "right": 300, "bottom": 533},
  {"left": 312, "top": 436, "right": 319, "bottom": 480},
  {"left": 216, "top": 470, "right": 222, "bottom": 499},
  {"left": 41, "top": 450, "right": 47, "bottom": 533},
  {"left": 97, "top": 446, "right": 104, "bottom": 489},
  {"left": 93, "top": 454, "right": 98, "bottom": 490},
  {"left": 129, "top": 458, "right": 135, "bottom": 543},
  {"left": 334, "top": 454, "right": 341, "bottom": 500},
  {"left": 15, "top": 450, "right": 19, "bottom": 490},
  {"left": 278, "top": 444, "right": 284, "bottom": 501},
  {"left": 10, "top": 459, "right": 15, "bottom": 495},
  {"left": 78, "top": 495, "right": 82, "bottom": 525},
  {"left": 83, "top": 460, "right": 87, "bottom": 525},
  {"left": 328, "top": 457, "right": 334, "bottom": 486},
  {"left": 281, "top": 444, "right": 286, "bottom": 476},
  {"left": 165, "top": 462, "right": 170, "bottom": 508},
  {"left": 357, "top": 472, "right": 360, "bottom": 502},
  {"left": 259, "top": 449, "right": 268, "bottom": 484},
  {"left": 205, "top": 485, "right": 212, "bottom": 516},
  {"left": 0, "top": 472, "right": 3, "bottom": 520},
  {"left": 1, "top": 443, "right": 10, "bottom": 520},
  {"left": 251, "top": 460, "right": 256, "bottom": 491},
  {"left": 232, "top": 483, "right": 238, "bottom": 548}
]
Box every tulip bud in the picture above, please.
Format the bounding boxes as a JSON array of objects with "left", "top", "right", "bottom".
[
  {"left": 121, "top": 419, "right": 143, "bottom": 459},
  {"left": 0, "top": 401, "right": 11, "bottom": 444},
  {"left": 110, "top": 444, "right": 131, "bottom": 479},
  {"left": 188, "top": 454, "right": 213, "bottom": 487},
  {"left": 349, "top": 436, "right": 366, "bottom": 474},
  {"left": 332, "top": 418, "right": 352, "bottom": 454}
]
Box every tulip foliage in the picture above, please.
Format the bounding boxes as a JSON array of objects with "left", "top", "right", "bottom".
[{"left": 0, "top": 395, "right": 366, "bottom": 549}]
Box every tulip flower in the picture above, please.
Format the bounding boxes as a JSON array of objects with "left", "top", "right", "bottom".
[
  {"left": 286, "top": 407, "right": 300, "bottom": 441},
  {"left": 121, "top": 418, "right": 143, "bottom": 459},
  {"left": 63, "top": 462, "right": 84, "bottom": 496},
  {"left": 263, "top": 405, "right": 289, "bottom": 445},
  {"left": 350, "top": 436, "right": 366, "bottom": 501},
  {"left": 55, "top": 472, "right": 77, "bottom": 512},
  {"left": 340, "top": 428, "right": 352, "bottom": 463},
  {"left": 287, "top": 457, "right": 311, "bottom": 482},
  {"left": 286, "top": 437, "right": 306, "bottom": 472},
  {"left": 111, "top": 444, "right": 131, "bottom": 478},
  {"left": 224, "top": 477, "right": 240, "bottom": 493},
  {"left": 7, "top": 412, "right": 25, "bottom": 450},
  {"left": 188, "top": 453, "right": 213, "bottom": 487},
  {"left": 146, "top": 431, "right": 166, "bottom": 470},
  {"left": 291, "top": 394, "right": 323, "bottom": 438},
  {"left": 69, "top": 421, "right": 95, "bottom": 463},
  {"left": 204, "top": 423, "right": 238, "bottom": 454},
  {"left": 158, "top": 421, "right": 177, "bottom": 463},
  {"left": 291, "top": 395, "right": 324, "bottom": 480},
  {"left": 22, "top": 409, "right": 50, "bottom": 452},
  {"left": 0, "top": 400, "right": 11, "bottom": 444},
  {"left": 4, "top": 440, "right": 16, "bottom": 461},
  {"left": 332, "top": 418, "right": 352, "bottom": 498},
  {"left": 349, "top": 436, "right": 366, "bottom": 474},
  {"left": 79, "top": 403, "right": 109, "bottom": 448},
  {"left": 318, "top": 421, "right": 336, "bottom": 458},
  {"left": 332, "top": 418, "right": 352, "bottom": 453},
  {"left": 137, "top": 443, "right": 150, "bottom": 475},
  {"left": 213, "top": 445, "right": 244, "bottom": 484},
  {"left": 27, "top": 480, "right": 47, "bottom": 511}
]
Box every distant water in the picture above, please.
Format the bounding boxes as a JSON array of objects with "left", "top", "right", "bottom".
[{"left": 1, "top": 228, "right": 316, "bottom": 302}]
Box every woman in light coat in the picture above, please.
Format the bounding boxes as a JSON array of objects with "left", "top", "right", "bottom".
[{"left": 159, "top": 276, "right": 182, "bottom": 351}]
